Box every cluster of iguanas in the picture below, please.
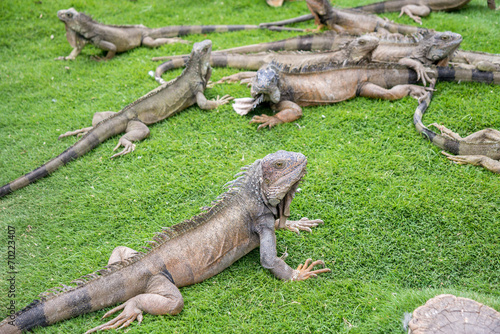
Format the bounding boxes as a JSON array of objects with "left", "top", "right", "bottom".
[{"left": 1, "top": 0, "right": 499, "bottom": 333}]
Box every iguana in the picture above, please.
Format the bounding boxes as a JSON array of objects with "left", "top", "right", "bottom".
[
  {"left": 151, "top": 34, "right": 380, "bottom": 84},
  {"left": 0, "top": 40, "right": 232, "bottom": 198},
  {"left": 233, "top": 62, "right": 500, "bottom": 130},
  {"left": 354, "top": 0, "right": 475, "bottom": 25},
  {"left": 413, "top": 69, "right": 500, "bottom": 173},
  {"left": 0, "top": 150, "right": 330, "bottom": 333},
  {"left": 404, "top": 294, "right": 500, "bottom": 333},
  {"left": 232, "top": 61, "right": 432, "bottom": 129},
  {"left": 259, "top": 0, "right": 428, "bottom": 35},
  {"left": 154, "top": 31, "right": 462, "bottom": 87},
  {"left": 214, "top": 30, "right": 462, "bottom": 87},
  {"left": 259, "top": 0, "right": 498, "bottom": 27},
  {"left": 56, "top": 8, "right": 297, "bottom": 61}
]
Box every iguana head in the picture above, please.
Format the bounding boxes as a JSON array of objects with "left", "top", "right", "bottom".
[
  {"left": 346, "top": 35, "right": 379, "bottom": 63},
  {"left": 57, "top": 8, "right": 90, "bottom": 32},
  {"left": 251, "top": 62, "right": 281, "bottom": 103},
  {"left": 187, "top": 40, "right": 213, "bottom": 81},
  {"left": 424, "top": 31, "right": 463, "bottom": 64},
  {"left": 260, "top": 151, "right": 307, "bottom": 228}
]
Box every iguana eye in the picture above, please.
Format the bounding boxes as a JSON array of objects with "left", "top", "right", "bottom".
[
  {"left": 441, "top": 35, "right": 449, "bottom": 40},
  {"left": 67, "top": 13, "right": 73, "bottom": 18},
  {"left": 274, "top": 161, "right": 285, "bottom": 169},
  {"left": 358, "top": 40, "right": 366, "bottom": 45}
]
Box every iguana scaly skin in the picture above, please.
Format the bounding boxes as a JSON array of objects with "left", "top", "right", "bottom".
[
  {"left": 259, "top": 0, "right": 428, "bottom": 35},
  {"left": 0, "top": 150, "right": 330, "bottom": 333},
  {"left": 413, "top": 69, "right": 500, "bottom": 173},
  {"left": 56, "top": 8, "right": 276, "bottom": 61},
  {"left": 152, "top": 35, "right": 380, "bottom": 84},
  {"left": 232, "top": 61, "right": 432, "bottom": 129},
  {"left": 0, "top": 40, "right": 232, "bottom": 198}
]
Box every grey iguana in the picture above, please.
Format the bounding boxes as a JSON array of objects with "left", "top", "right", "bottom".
[
  {"left": 56, "top": 8, "right": 293, "bottom": 61},
  {"left": 0, "top": 150, "right": 330, "bottom": 333},
  {"left": 0, "top": 40, "right": 232, "bottom": 198},
  {"left": 413, "top": 69, "right": 500, "bottom": 173}
]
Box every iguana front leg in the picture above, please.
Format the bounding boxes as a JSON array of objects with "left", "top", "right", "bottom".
[
  {"left": 195, "top": 91, "right": 233, "bottom": 110},
  {"left": 111, "top": 120, "right": 150, "bottom": 159},
  {"left": 441, "top": 152, "right": 500, "bottom": 174},
  {"left": 257, "top": 215, "right": 330, "bottom": 280},
  {"left": 276, "top": 217, "right": 324, "bottom": 234},
  {"left": 399, "top": 5, "right": 431, "bottom": 25},
  {"left": 59, "top": 111, "right": 117, "bottom": 139},
  {"left": 85, "top": 274, "right": 183, "bottom": 334},
  {"left": 55, "top": 45, "right": 84, "bottom": 60},
  {"left": 398, "top": 58, "right": 434, "bottom": 86},
  {"left": 250, "top": 101, "right": 303, "bottom": 130}
]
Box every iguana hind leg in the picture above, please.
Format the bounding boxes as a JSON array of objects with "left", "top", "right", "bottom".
[
  {"left": 431, "top": 124, "right": 500, "bottom": 143},
  {"left": 358, "top": 83, "right": 431, "bottom": 103},
  {"left": 399, "top": 5, "right": 431, "bottom": 25},
  {"left": 142, "top": 36, "right": 190, "bottom": 47},
  {"left": 85, "top": 273, "right": 183, "bottom": 334},
  {"left": 59, "top": 111, "right": 116, "bottom": 139},
  {"left": 441, "top": 152, "right": 500, "bottom": 174},
  {"left": 108, "top": 246, "right": 139, "bottom": 265},
  {"left": 111, "top": 120, "right": 150, "bottom": 159}
]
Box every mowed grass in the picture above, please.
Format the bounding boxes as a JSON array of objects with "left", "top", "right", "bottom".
[{"left": 0, "top": 0, "right": 499, "bottom": 333}]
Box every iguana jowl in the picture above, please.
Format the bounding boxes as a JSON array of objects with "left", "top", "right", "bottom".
[
  {"left": 0, "top": 150, "right": 330, "bottom": 333},
  {"left": 0, "top": 40, "right": 232, "bottom": 198},
  {"left": 57, "top": 8, "right": 276, "bottom": 61}
]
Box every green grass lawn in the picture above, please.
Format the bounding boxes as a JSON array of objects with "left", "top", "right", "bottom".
[{"left": 0, "top": 0, "right": 499, "bottom": 332}]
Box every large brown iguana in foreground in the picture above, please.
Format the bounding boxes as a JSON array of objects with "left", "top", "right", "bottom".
[
  {"left": 56, "top": 8, "right": 295, "bottom": 61},
  {"left": 153, "top": 31, "right": 463, "bottom": 87},
  {"left": 413, "top": 69, "right": 500, "bottom": 173},
  {"left": 259, "top": 0, "right": 428, "bottom": 35},
  {"left": 0, "top": 150, "right": 330, "bottom": 333},
  {"left": 0, "top": 40, "right": 232, "bottom": 198}
]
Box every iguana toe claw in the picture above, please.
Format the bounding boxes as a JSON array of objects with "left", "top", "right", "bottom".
[
  {"left": 111, "top": 139, "right": 136, "bottom": 159},
  {"left": 292, "top": 258, "right": 331, "bottom": 281},
  {"left": 284, "top": 217, "right": 324, "bottom": 234}
]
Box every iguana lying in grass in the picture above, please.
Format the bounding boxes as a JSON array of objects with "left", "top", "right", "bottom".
[
  {"left": 154, "top": 31, "right": 462, "bottom": 87},
  {"left": 413, "top": 69, "right": 500, "bottom": 173},
  {"left": 450, "top": 49, "right": 500, "bottom": 72},
  {"left": 152, "top": 34, "right": 381, "bottom": 84},
  {"left": 232, "top": 61, "right": 433, "bottom": 129},
  {"left": 0, "top": 40, "right": 232, "bottom": 198},
  {"left": 233, "top": 62, "right": 500, "bottom": 130},
  {"left": 56, "top": 8, "right": 293, "bottom": 61},
  {"left": 353, "top": 0, "right": 496, "bottom": 25},
  {"left": 0, "top": 150, "right": 330, "bottom": 333},
  {"left": 259, "top": 0, "right": 428, "bottom": 35}
]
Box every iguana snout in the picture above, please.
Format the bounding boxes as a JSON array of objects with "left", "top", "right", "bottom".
[
  {"left": 261, "top": 151, "right": 307, "bottom": 228},
  {"left": 251, "top": 63, "right": 281, "bottom": 103},
  {"left": 57, "top": 8, "right": 79, "bottom": 23}
]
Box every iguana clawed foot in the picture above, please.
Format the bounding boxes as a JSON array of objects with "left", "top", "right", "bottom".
[
  {"left": 111, "top": 138, "right": 136, "bottom": 159},
  {"left": 250, "top": 114, "right": 283, "bottom": 130},
  {"left": 283, "top": 217, "right": 324, "bottom": 234},
  {"left": 291, "top": 258, "right": 331, "bottom": 281},
  {"left": 409, "top": 86, "right": 433, "bottom": 103},
  {"left": 429, "top": 123, "right": 462, "bottom": 140},
  {"left": 58, "top": 126, "right": 93, "bottom": 139},
  {"left": 441, "top": 151, "right": 487, "bottom": 166},
  {"left": 55, "top": 56, "right": 75, "bottom": 61},
  {"left": 398, "top": 5, "right": 430, "bottom": 25},
  {"left": 85, "top": 299, "right": 143, "bottom": 334},
  {"left": 213, "top": 94, "right": 234, "bottom": 107}
]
